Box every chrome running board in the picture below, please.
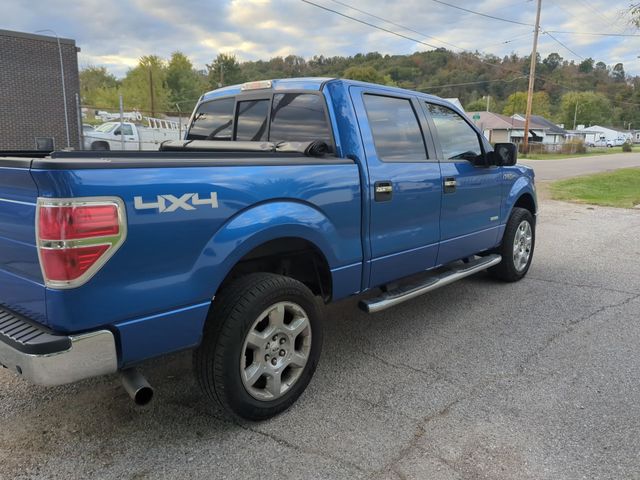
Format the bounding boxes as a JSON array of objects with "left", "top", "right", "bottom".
[{"left": 360, "top": 254, "right": 502, "bottom": 313}]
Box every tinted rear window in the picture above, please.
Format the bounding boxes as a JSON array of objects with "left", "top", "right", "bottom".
[
  {"left": 270, "top": 93, "right": 331, "bottom": 145},
  {"left": 235, "top": 100, "right": 269, "bottom": 141},
  {"left": 187, "top": 97, "right": 235, "bottom": 140}
]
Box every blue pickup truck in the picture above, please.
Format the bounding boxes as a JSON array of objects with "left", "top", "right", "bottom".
[{"left": 0, "top": 78, "right": 536, "bottom": 420}]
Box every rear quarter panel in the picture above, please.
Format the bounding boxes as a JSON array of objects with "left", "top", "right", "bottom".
[{"left": 30, "top": 162, "right": 362, "bottom": 341}]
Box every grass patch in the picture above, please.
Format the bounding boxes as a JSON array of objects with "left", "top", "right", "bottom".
[
  {"left": 522, "top": 147, "right": 628, "bottom": 160},
  {"left": 550, "top": 168, "right": 640, "bottom": 208}
]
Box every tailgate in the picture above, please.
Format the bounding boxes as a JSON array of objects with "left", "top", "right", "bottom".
[{"left": 0, "top": 160, "right": 46, "bottom": 324}]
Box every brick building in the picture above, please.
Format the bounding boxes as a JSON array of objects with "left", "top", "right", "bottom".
[{"left": 0, "top": 29, "right": 81, "bottom": 151}]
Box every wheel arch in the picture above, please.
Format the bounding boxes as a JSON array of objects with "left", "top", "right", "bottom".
[{"left": 504, "top": 178, "right": 538, "bottom": 222}]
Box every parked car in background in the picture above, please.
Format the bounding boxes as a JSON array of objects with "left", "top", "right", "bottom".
[
  {"left": 83, "top": 120, "right": 182, "bottom": 151},
  {"left": 82, "top": 124, "right": 95, "bottom": 134}
]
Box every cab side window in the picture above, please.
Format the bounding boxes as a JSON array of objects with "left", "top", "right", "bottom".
[
  {"left": 426, "top": 103, "right": 483, "bottom": 163},
  {"left": 363, "top": 94, "right": 427, "bottom": 162}
]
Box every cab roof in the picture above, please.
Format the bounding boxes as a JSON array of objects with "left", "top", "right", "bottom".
[{"left": 199, "top": 77, "right": 447, "bottom": 106}]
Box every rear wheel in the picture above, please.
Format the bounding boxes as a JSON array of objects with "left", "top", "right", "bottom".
[
  {"left": 489, "top": 207, "right": 535, "bottom": 282},
  {"left": 91, "top": 141, "right": 109, "bottom": 151},
  {"left": 194, "top": 273, "right": 323, "bottom": 420}
]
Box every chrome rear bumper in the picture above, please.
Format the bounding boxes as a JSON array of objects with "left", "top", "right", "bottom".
[{"left": 0, "top": 308, "right": 117, "bottom": 386}]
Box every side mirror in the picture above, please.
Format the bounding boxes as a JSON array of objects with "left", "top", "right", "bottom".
[
  {"left": 492, "top": 143, "right": 517, "bottom": 166},
  {"left": 113, "top": 129, "right": 121, "bottom": 136}
]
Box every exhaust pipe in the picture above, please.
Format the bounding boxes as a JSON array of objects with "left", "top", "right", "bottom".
[{"left": 120, "top": 368, "right": 154, "bottom": 406}]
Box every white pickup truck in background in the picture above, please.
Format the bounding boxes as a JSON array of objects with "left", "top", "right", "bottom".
[{"left": 83, "top": 118, "right": 183, "bottom": 151}]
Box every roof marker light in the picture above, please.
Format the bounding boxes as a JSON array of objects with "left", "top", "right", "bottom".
[{"left": 241, "top": 80, "right": 273, "bottom": 91}]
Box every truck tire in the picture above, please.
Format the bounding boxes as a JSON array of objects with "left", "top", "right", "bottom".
[
  {"left": 91, "top": 141, "right": 109, "bottom": 151},
  {"left": 489, "top": 207, "right": 535, "bottom": 282},
  {"left": 194, "top": 273, "right": 323, "bottom": 420}
]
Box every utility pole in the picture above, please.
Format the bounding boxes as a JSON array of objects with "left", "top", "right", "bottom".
[
  {"left": 486, "top": 95, "right": 490, "bottom": 112},
  {"left": 148, "top": 67, "right": 155, "bottom": 117},
  {"left": 573, "top": 101, "right": 579, "bottom": 130},
  {"left": 219, "top": 64, "right": 224, "bottom": 88},
  {"left": 523, "top": 0, "right": 542, "bottom": 153}
]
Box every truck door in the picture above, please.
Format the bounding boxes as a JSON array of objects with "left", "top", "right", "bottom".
[
  {"left": 350, "top": 87, "right": 442, "bottom": 288},
  {"left": 114, "top": 123, "right": 138, "bottom": 151},
  {"left": 422, "top": 102, "right": 502, "bottom": 265}
]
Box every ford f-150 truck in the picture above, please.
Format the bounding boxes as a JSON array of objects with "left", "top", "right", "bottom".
[{"left": 0, "top": 78, "right": 536, "bottom": 420}]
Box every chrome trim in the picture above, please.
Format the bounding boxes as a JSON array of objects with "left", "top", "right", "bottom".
[
  {"left": 361, "top": 254, "right": 502, "bottom": 313},
  {"left": 35, "top": 196, "right": 127, "bottom": 289},
  {"left": 0, "top": 329, "right": 118, "bottom": 386},
  {"left": 0, "top": 197, "right": 36, "bottom": 206}
]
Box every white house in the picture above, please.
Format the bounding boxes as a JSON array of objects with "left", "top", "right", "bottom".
[{"left": 576, "top": 125, "right": 632, "bottom": 146}]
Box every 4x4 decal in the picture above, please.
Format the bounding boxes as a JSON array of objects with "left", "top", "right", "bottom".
[{"left": 134, "top": 193, "right": 218, "bottom": 213}]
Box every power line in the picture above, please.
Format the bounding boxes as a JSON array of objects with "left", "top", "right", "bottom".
[
  {"left": 300, "top": 0, "right": 538, "bottom": 80},
  {"left": 299, "top": 0, "right": 440, "bottom": 49},
  {"left": 328, "top": 0, "right": 460, "bottom": 50},
  {"left": 546, "top": 30, "right": 640, "bottom": 37},
  {"left": 431, "top": 0, "right": 640, "bottom": 37},
  {"left": 424, "top": 76, "right": 527, "bottom": 90},
  {"left": 300, "top": 0, "right": 640, "bottom": 107},
  {"left": 542, "top": 31, "right": 584, "bottom": 60},
  {"left": 427, "top": 0, "right": 535, "bottom": 26}
]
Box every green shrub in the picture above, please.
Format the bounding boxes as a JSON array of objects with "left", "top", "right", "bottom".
[{"left": 622, "top": 141, "right": 633, "bottom": 152}]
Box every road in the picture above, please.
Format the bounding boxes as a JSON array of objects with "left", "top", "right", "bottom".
[
  {"left": 2, "top": 206, "right": 640, "bottom": 479},
  {"left": 519, "top": 152, "right": 640, "bottom": 181}
]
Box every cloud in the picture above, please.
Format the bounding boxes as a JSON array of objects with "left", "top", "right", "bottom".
[{"left": 2, "top": 0, "right": 638, "bottom": 77}]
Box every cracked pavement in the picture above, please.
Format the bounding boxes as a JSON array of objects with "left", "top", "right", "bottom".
[{"left": 1, "top": 198, "right": 639, "bottom": 480}]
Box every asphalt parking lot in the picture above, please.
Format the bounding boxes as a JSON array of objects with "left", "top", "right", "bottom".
[{"left": 2, "top": 190, "right": 640, "bottom": 479}]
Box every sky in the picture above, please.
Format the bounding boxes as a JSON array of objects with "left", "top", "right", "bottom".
[{"left": 3, "top": 0, "right": 639, "bottom": 77}]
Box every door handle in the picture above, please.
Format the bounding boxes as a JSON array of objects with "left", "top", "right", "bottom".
[
  {"left": 374, "top": 181, "right": 393, "bottom": 202},
  {"left": 443, "top": 177, "right": 457, "bottom": 193}
]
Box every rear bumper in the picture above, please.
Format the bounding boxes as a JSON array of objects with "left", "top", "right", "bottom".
[{"left": 0, "top": 307, "right": 117, "bottom": 386}]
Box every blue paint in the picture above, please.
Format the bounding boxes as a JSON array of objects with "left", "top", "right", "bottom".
[{"left": 0, "top": 78, "right": 537, "bottom": 368}]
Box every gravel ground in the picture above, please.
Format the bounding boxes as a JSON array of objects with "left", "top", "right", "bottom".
[{"left": 1, "top": 198, "right": 639, "bottom": 480}]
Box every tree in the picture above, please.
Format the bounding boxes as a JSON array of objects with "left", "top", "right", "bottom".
[
  {"left": 578, "top": 58, "right": 595, "bottom": 74},
  {"left": 207, "top": 53, "right": 244, "bottom": 88},
  {"left": 466, "top": 98, "right": 490, "bottom": 112},
  {"left": 166, "top": 52, "right": 207, "bottom": 112},
  {"left": 543, "top": 53, "right": 563, "bottom": 72},
  {"left": 559, "top": 91, "right": 612, "bottom": 127},
  {"left": 121, "top": 56, "right": 171, "bottom": 115},
  {"left": 502, "top": 91, "right": 551, "bottom": 118},
  {"left": 79, "top": 66, "right": 119, "bottom": 108},
  {"left": 612, "top": 63, "right": 626, "bottom": 82},
  {"left": 343, "top": 66, "right": 395, "bottom": 86},
  {"left": 631, "top": 3, "right": 640, "bottom": 26}
]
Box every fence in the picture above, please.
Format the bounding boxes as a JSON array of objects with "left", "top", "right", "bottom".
[{"left": 78, "top": 96, "right": 192, "bottom": 151}]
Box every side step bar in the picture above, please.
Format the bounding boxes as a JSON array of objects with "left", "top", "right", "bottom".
[{"left": 359, "top": 254, "right": 502, "bottom": 313}]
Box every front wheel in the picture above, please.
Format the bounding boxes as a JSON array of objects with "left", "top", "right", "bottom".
[
  {"left": 193, "top": 273, "right": 323, "bottom": 420},
  {"left": 489, "top": 207, "right": 535, "bottom": 282}
]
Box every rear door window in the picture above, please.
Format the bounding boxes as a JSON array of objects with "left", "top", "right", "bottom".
[
  {"left": 187, "top": 97, "right": 235, "bottom": 140},
  {"left": 363, "top": 94, "right": 427, "bottom": 162},
  {"left": 270, "top": 93, "right": 331, "bottom": 145},
  {"left": 235, "top": 99, "right": 269, "bottom": 141}
]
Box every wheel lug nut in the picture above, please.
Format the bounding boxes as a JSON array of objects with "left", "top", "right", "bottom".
[
  {"left": 266, "top": 343, "right": 270, "bottom": 349},
  {"left": 272, "top": 335, "right": 278, "bottom": 341},
  {"left": 279, "top": 350, "right": 285, "bottom": 357},
  {"left": 271, "top": 358, "right": 277, "bottom": 366},
  {"left": 279, "top": 338, "right": 286, "bottom": 345},
  {"left": 265, "top": 354, "right": 269, "bottom": 361}
]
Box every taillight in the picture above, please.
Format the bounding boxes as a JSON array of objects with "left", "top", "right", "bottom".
[{"left": 36, "top": 198, "right": 126, "bottom": 288}]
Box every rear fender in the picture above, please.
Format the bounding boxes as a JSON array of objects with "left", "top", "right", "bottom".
[{"left": 203, "top": 200, "right": 348, "bottom": 299}]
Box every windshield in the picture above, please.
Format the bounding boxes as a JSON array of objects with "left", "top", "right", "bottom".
[{"left": 94, "top": 123, "right": 118, "bottom": 133}]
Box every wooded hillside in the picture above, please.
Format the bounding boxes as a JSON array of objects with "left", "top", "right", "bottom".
[{"left": 81, "top": 49, "right": 640, "bottom": 129}]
